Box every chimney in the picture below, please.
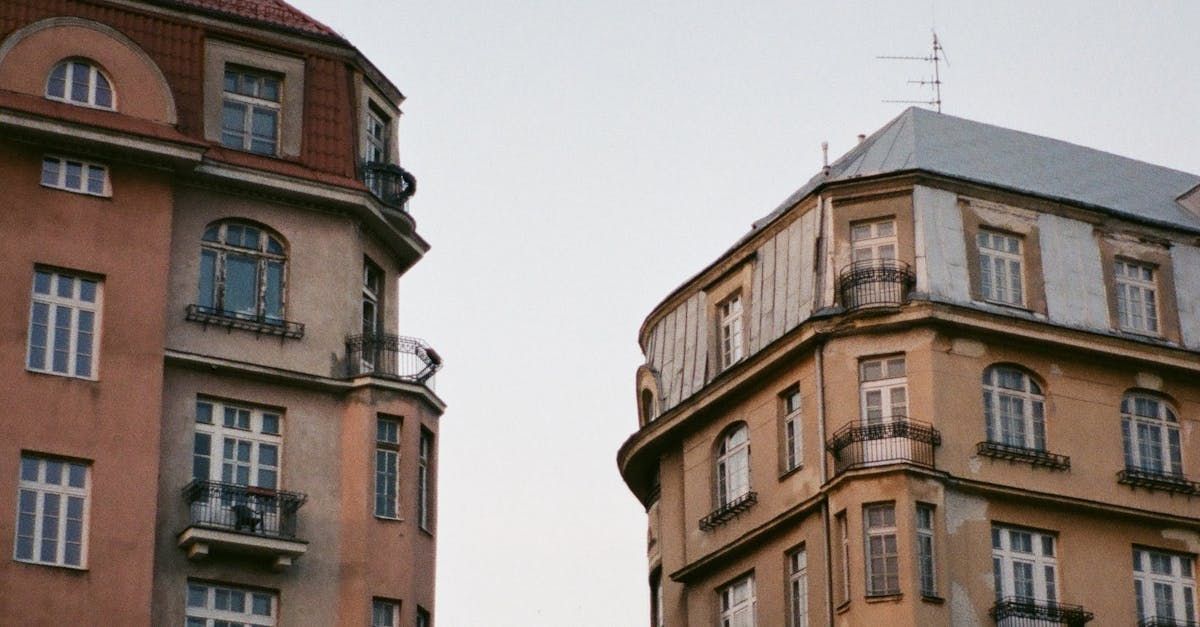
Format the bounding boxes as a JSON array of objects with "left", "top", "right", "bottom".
[
  {"left": 821, "top": 142, "right": 830, "bottom": 175},
  {"left": 857, "top": 134, "right": 866, "bottom": 144}
]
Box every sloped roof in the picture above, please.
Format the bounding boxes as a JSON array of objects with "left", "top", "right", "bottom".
[
  {"left": 753, "top": 106, "right": 1200, "bottom": 234},
  {"left": 166, "top": 0, "right": 340, "bottom": 38}
]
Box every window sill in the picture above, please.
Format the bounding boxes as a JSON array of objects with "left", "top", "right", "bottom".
[
  {"left": 865, "top": 592, "right": 902, "bottom": 603},
  {"left": 14, "top": 558, "right": 88, "bottom": 572},
  {"left": 975, "top": 441, "right": 1071, "bottom": 471},
  {"left": 921, "top": 594, "right": 945, "bottom": 605},
  {"left": 374, "top": 515, "right": 404, "bottom": 523},
  {"left": 978, "top": 298, "right": 1034, "bottom": 313},
  {"left": 835, "top": 600, "right": 851, "bottom": 614},
  {"left": 779, "top": 464, "right": 804, "bottom": 480},
  {"left": 25, "top": 367, "right": 98, "bottom": 382},
  {"left": 418, "top": 525, "right": 434, "bottom": 538},
  {"left": 186, "top": 304, "right": 304, "bottom": 339}
]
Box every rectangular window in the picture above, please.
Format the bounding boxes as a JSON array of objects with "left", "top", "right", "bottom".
[
  {"left": 992, "top": 525, "right": 1057, "bottom": 603},
  {"left": 363, "top": 258, "right": 384, "bottom": 337},
  {"left": 789, "top": 547, "right": 808, "bottom": 627},
  {"left": 782, "top": 387, "right": 802, "bottom": 472},
  {"left": 13, "top": 455, "right": 89, "bottom": 568},
  {"left": 372, "top": 598, "right": 400, "bottom": 627},
  {"left": 718, "top": 294, "right": 745, "bottom": 370},
  {"left": 916, "top": 504, "right": 937, "bottom": 597},
  {"left": 375, "top": 417, "right": 401, "bottom": 519},
  {"left": 978, "top": 230, "right": 1024, "bottom": 306},
  {"left": 851, "top": 218, "right": 897, "bottom": 263},
  {"left": 719, "top": 575, "right": 755, "bottom": 627},
  {"left": 837, "top": 511, "right": 850, "bottom": 604},
  {"left": 416, "top": 607, "right": 431, "bottom": 627},
  {"left": 864, "top": 504, "right": 899, "bottom": 596},
  {"left": 41, "top": 156, "right": 109, "bottom": 196},
  {"left": 418, "top": 428, "right": 433, "bottom": 531},
  {"left": 650, "top": 568, "right": 665, "bottom": 627},
  {"left": 1115, "top": 260, "right": 1159, "bottom": 334},
  {"left": 364, "top": 103, "right": 391, "bottom": 165},
  {"left": 193, "top": 398, "right": 282, "bottom": 489},
  {"left": 859, "top": 356, "right": 907, "bottom": 427},
  {"left": 27, "top": 268, "right": 101, "bottom": 379},
  {"left": 186, "top": 581, "right": 276, "bottom": 626},
  {"left": 1134, "top": 548, "right": 1197, "bottom": 625},
  {"left": 221, "top": 67, "right": 281, "bottom": 155}
]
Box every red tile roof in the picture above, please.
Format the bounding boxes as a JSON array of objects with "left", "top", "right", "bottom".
[{"left": 166, "top": 0, "right": 340, "bottom": 38}]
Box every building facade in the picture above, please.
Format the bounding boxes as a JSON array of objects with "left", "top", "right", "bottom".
[
  {"left": 0, "top": 1, "right": 443, "bottom": 625},
  {"left": 618, "top": 108, "right": 1200, "bottom": 627}
]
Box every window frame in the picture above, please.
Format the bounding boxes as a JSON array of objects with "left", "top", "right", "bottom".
[
  {"left": 372, "top": 597, "right": 401, "bottom": 627},
  {"left": 186, "top": 581, "right": 277, "bottom": 627},
  {"left": 198, "top": 220, "right": 288, "bottom": 324},
  {"left": 45, "top": 59, "right": 115, "bottom": 110},
  {"left": 192, "top": 398, "right": 284, "bottom": 490},
  {"left": 781, "top": 387, "right": 803, "bottom": 473},
  {"left": 416, "top": 606, "right": 431, "bottom": 627},
  {"left": 837, "top": 510, "right": 850, "bottom": 605},
  {"left": 417, "top": 428, "right": 434, "bottom": 532},
  {"left": 1115, "top": 259, "right": 1160, "bottom": 335},
  {"left": 977, "top": 229, "right": 1026, "bottom": 307},
  {"left": 364, "top": 101, "right": 392, "bottom": 165},
  {"left": 719, "top": 574, "right": 756, "bottom": 627},
  {"left": 1133, "top": 547, "right": 1197, "bottom": 626},
  {"left": 26, "top": 268, "right": 102, "bottom": 380},
  {"left": 650, "top": 568, "right": 665, "bottom": 627},
  {"left": 220, "top": 65, "right": 282, "bottom": 155},
  {"left": 850, "top": 217, "right": 898, "bottom": 263},
  {"left": 982, "top": 365, "right": 1046, "bottom": 452},
  {"left": 375, "top": 416, "right": 401, "bottom": 520},
  {"left": 1121, "top": 393, "right": 1183, "bottom": 477},
  {"left": 859, "top": 356, "right": 907, "bottom": 426},
  {"left": 916, "top": 504, "right": 937, "bottom": 598},
  {"left": 991, "top": 524, "right": 1059, "bottom": 604},
  {"left": 717, "top": 293, "right": 745, "bottom": 371},
  {"left": 864, "top": 503, "right": 900, "bottom": 597},
  {"left": 716, "top": 423, "right": 751, "bottom": 507},
  {"left": 13, "top": 454, "right": 90, "bottom": 569},
  {"left": 40, "top": 155, "right": 110, "bottom": 197},
  {"left": 788, "top": 546, "right": 809, "bottom": 627}
]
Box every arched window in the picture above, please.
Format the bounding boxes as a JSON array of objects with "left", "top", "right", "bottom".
[
  {"left": 46, "top": 59, "right": 114, "bottom": 109},
  {"left": 982, "top": 366, "right": 1045, "bottom": 450},
  {"left": 198, "top": 221, "right": 287, "bottom": 323},
  {"left": 716, "top": 424, "right": 750, "bottom": 506},
  {"left": 641, "top": 388, "right": 656, "bottom": 423},
  {"left": 1121, "top": 393, "right": 1182, "bottom": 476}
]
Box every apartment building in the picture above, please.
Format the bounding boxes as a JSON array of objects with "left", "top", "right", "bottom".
[
  {"left": 618, "top": 107, "right": 1200, "bottom": 626},
  {"left": 0, "top": 1, "right": 443, "bottom": 625}
]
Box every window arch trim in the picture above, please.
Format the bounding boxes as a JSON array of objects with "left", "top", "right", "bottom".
[{"left": 45, "top": 58, "right": 115, "bottom": 110}]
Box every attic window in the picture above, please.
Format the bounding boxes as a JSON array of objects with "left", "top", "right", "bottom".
[{"left": 46, "top": 60, "right": 114, "bottom": 110}]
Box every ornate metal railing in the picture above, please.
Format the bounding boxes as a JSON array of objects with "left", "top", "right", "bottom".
[
  {"left": 698, "top": 491, "right": 757, "bottom": 532},
  {"left": 837, "top": 259, "right": 915, "bottom": 311},
  {"left": 345, "top": 333, "right": 442, "bottom": 383},
  {"left": 826, "top": 416, "right": 941, "bottom": 475},
  {"left": 185, "top": 304, "right": 304, "bottom": 339},
  {"left": 361, "top": 162, "right": 417, "bottom": 208},
  {"left": 182, "top": 480, "right": 307, "bottom": 539},
  {"left": 989, "top": 597, "right": 1094, "bottom": 626},
  {"left": 1138, "top": 617, "right": 1198, "bottom": 627},
  {"left": 1118, "top": 466, "right": 1200, "bottom": 495},
  {"left": 977, "top": 441, "right": 1071, "bottom": 471}
]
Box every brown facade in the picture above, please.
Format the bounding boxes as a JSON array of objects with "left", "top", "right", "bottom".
[{"left": 0, "top": 1, "right": 442, "bottom": 625}]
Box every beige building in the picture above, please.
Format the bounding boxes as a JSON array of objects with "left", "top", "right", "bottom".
[
  {"left": 618, "top": 108, "right": 1200, "bottom": 627},
  {"left": 0, "top": 1, "right": 443, "bottom": 625}
]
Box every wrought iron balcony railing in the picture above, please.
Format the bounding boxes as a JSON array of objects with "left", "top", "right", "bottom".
[
  {"left": 361, "top": 162, "right": 417, "bottom": 209},
  {"left": 1138, "top": 617, "right": 1199, "bottom": 627},
  {"left": 989, "top": 596, "right": 1094, "bottom": 626},
  {"left": 837, "top": 259, "right": 915, "bottom": 311},
  {"left": 182, "top": 479, "right": 307, "bottom": 539},
  {"left": 976, "top": 441, "right": 1072, "bottom": 471},
  {"left": 826, "top": 416, "right": 941, "bottom": 475},
  {"left": 698, "top": 491, "right": 757, "bottom": 532},
  {"left": 186, "top": 304, "right": 305, "bottom": 339},
  {"left": 1118, "top": 466, "right": 1200, "bottom": 495},
  {"left": 345, "top": 333, "right": 442, "bottom": 384}
]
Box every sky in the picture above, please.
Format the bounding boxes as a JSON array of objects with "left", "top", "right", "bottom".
[{"left": 289, "top": 2, "right": 1200, "bottom": 625}]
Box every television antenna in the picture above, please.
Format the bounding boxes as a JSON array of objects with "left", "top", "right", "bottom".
[{"left": 879, "top": 31, "right": 948, "bottom": 113}]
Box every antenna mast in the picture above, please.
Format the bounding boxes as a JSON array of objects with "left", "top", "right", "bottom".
[{"left": 879, "top": 31, "right": 948, "bottom": 113}]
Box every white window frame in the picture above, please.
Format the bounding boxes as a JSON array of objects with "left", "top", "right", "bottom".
[
  {"left": 198, "top": 221, "right": 288, "bottom": 323},
  {"left": 650, "top": 569, "right": 665, "bottom": 627},
  {"left": 719, "top": 575, "right": 756, "bottom": 627},
  {"left": 13, "top": 455, "right": 89, "bottom": 568},
  {"left": 837, "top": 511, "right": 850, "bottom": 603},
  {"left": 789, "top": 547, "right": 809, "bottom": 627},
  {"left": 1122, "top": 393, "right": 1183, "bottom": 476},
  {"left": 40, "top": 156, "right": 109, "bottom": 197},
  {"left": 1134, "top": 547, "right": 1197, "bottom": 625},
  {"left": 978, "top": 230, "right": 1025, "bottom": 306},
  {"left": 416, "top": 607, "right": 431, "bottom": 627},
  {"left": 193, "top": 398, "right": 283, "bottom": 490},
  {"left": 221, "top": 66, "right": 282, "bottom": 155},
  {"left": 992, "top": 525, "right": 1058, "bottom": 604},
  {"left": 850, "top": 218, "right": 897, "bottom": 263},
  {"left": 916, "top": 504, "right": 937, "bottom": 597},
  {"left": 45, "top": 59, "right": 114, "bottom": 109},
  {"left": 375, "top": 417, "right": 401, "bottom": 519},
  {"left": 27, "top": 268, "right": 101, "bottom": 380},
  {"left": 982, "top": 366, "right": 1046, "bottom": 451},
  {"left": 782, "top": 388, "right": 802, "bottom": 472},
  {"left": 1115, "top": 259, "right": 1160, "bottom": 335},
  {"left": 716, "top": 424, "right": 750, "bottom": 506},
  {"left": 859, "top": 356, "right": 907, "bottom": 426},
  {"left": 186, "top": 581, "right": 276, "bottom": 626},
  {"left": 718, "top": 294, "right": 745, "bottom": 370},
  {"left": 372, "top": 597, "right": 400, "bottom": 627},
  {"left": 418, "top": 429, "right": 433, "bottom": 531},
  {"left": 363, "top": 257, "right": 384, "bottom": 337},
  {"left": 864, "top": 503, "right": 899, "bottom": 597},
  {"left": 364, "top": 102, "right": 391, "bottom": 165}
]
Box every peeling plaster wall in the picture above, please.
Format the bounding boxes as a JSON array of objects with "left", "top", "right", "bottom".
[
  {"left": 1039, "top": 213, "right": 1110, "bottom": 329},
  {"left": 915, "top": 185, "right": 970, "bottom": 302},
  {"left": 1172, "top": 244, "right": 1200, "bottom": 349}
]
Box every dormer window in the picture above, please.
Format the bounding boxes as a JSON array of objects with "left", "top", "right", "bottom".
[
  {"left": 221, "top": 67, "right": 281, "bottom": 155},
  {"left": 364, "top": 103, "right": 391, "bottom": 165},
  {"left": 46, "top": 60, "right": 114, "bottom": 110}
]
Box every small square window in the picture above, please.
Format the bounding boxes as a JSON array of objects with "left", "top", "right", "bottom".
[
  {"left": 221, "top": 67, "right": 282, "bottom": 156},
  {"left": 41, "top": 156, "right": 109, "bottom": 197}
]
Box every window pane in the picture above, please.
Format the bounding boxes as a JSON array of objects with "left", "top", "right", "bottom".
[
  {"left": 94, "top": 73, "right": 112, "bottom": 108},
  {"left": 64, "top": 161, "right": 83, "bottom": 190},
  {"left": 265, "top": 261, "right": 284, "bottom": 321},
  {"left": 223, "top": 254, "right": 258, "bottom": 316},
  {"left": 86, "top": 167, "right": 106, "bottom": 195},
  {"left": 41, "top": 158, "right": 60, "bottom": 186},
  {"left": 47, "top": 63, "right": 67, "bottom": 98},
  {"left": 199, "top": 249, "right": 217, "bottom": 309}
]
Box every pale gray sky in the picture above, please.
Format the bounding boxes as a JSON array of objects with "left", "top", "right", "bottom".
[{"left": 291, "top": 2, "right": 1200, "bottom": 625}]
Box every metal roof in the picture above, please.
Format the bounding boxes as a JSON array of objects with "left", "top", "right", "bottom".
[{"left": 752, "top": 106, "right": 1200, "bottom": 235}]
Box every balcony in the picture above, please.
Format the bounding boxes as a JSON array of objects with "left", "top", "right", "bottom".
[
  {"left": 698, "top": 491, "right": 757, "bottom": 532},
  {"left": 1138, "top": 617, "right": 1198, "bottom": 627},
  {"left": 345, "top": 333, "right": 442, "bottom": 384},
  {"left": 976, "top": 441, "right": 1071, "bottom": 471},
  {"left": 185, "top": 304, "right": 304, "bottom": 339},
  {"left": 826, "top": 417, "right": 941, "bottom": 475},
  {"left": 1117, "top": 466, "right": 1200, "bottom": 495},
  {"left": 989, "top": 596, "right": 1094, "bottom": 626},
  {"left": 361, "top": 162, "right": 417, "bottom": 209},
  {"left": 178, "top": 480, "right": 308, "bottom": 570},
  {"left": 837, "top": 259, "right": 915, "bottom": 311}
]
